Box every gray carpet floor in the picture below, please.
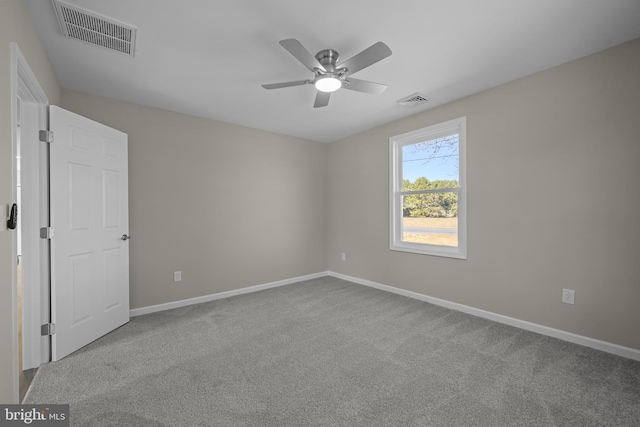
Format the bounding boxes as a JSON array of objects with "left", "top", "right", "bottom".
[{"left": 25, "top": 276, "right": 640, "bottom": 426}]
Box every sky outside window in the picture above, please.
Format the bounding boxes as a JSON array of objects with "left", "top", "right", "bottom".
[{"left": 402, "top": 135, "right": 459, "bottom": 183}]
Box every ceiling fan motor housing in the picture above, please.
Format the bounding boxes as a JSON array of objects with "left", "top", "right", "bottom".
[
  {"left": 314, "top": 49, "right": 348, "bottom": 90},
  {"left": 315, "top": 49, "right": 340, "bottom": 72}
]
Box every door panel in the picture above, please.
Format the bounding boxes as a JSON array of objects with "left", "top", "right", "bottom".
[
  {"left": 69, "top": 253, "right": 92, "bottom": 325},
  {"left": 69, "top": 163, "right": 91, "bottom": 231},
  {"left": 50, "top": 106, "right": 129, "bottom": 361}
]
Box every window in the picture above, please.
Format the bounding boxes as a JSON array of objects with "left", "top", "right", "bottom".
[{"left": 389, "top": 117, "right": 466, "bottom": 259}]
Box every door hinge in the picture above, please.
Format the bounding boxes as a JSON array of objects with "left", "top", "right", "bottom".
[
  {"left": 40, "top": 227, "right": 54, "bottom": 239},
  {"left": 39, "top": 130, "right": 54, "bottom": 143},
  {"left": 41, "top": 323, "right": 55, "bottom": 336}
]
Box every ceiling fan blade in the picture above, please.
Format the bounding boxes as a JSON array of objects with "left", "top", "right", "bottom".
[
  {"left": 314, "top": 91, "right": 331, "bottom": 108},
  {"left": 338, "top": 42, "right": 392, "bottom": 75},
  {"left": 262, "top": 80, "right": 310, "bottom": 90},
  {"left": 280, "top": 39, "right": 326, "bottom": 72},
  {"left": 343, "top": 78, "right": 388, "bottom": 95}
]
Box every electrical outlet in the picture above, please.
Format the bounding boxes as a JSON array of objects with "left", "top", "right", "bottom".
[
  {"left": 341, "top": 253, "right": 346, "bottom": 261},
  {"left": 562, "top": 288, "right": 575, "bottom": 305},
  {"left": 174, "top": 271, "right": 182, "bottom": 282}
]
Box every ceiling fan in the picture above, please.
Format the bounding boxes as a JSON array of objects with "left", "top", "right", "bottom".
[{"left": 262, "top": 39, "right": 392, "bottom": 108}]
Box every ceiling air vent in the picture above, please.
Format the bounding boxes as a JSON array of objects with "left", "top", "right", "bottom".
[
  {"left": 52, "top": 0, "right": 137, "bottom": 56},
  {"left": 397, "top": 92, "right": 429, "bottom": 107}
]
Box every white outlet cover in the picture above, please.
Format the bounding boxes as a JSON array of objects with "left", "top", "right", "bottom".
[
  {"left": 174, "top": 271, "right": 182, "bottom": 282},
  {"left": 562, "top": 288, "right": 575, "bottom": 304}
]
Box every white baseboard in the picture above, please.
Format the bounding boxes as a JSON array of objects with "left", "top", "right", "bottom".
[
  {"left": 328, "top": 271, "right": 640, "bottom": 362},
  {"left": 130, "top": 271, "right": 329, "bottom": 317},
  {"left": 129, "top": 269, "right": 640, "bottom": 361}
]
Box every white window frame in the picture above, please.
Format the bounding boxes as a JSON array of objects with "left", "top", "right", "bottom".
[{"left": 389, "top": 117, "right": 467, "bottom": 259}]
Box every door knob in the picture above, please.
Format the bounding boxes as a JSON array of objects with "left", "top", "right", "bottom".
[{"left": 121, "top": 234, "right": 131, "bottom": 241}]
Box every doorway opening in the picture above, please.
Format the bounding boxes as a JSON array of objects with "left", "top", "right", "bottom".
[
  {"left": 15, "top": 96, "right": 38, "bottom": 401},
  {"left": 11, "top": 43, "right": 50, "bottom": 403}
]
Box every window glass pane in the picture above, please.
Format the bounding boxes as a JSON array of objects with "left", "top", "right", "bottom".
[
  {"left": 402, "top": 135, "right": 459, "bottom": 186},
  {"left": 402, "top": 193, "right": 458, "bottom": 247}
]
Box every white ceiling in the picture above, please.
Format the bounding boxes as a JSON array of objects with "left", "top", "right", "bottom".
[{"left": 23, "top": 0, "right": 640, "bottom": 143}]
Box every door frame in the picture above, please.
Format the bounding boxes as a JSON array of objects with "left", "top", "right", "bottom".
[{"left": 11, "top": 43, "right": 50, "bottom": 402}]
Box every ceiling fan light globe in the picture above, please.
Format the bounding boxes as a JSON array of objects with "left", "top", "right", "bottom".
[{"left": 315, "top": 76, "right": 341, "bottom": 93}]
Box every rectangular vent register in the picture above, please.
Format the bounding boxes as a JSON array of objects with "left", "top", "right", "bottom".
[{"left": 52, "top": 0, "right": 137, "bottom": 56}]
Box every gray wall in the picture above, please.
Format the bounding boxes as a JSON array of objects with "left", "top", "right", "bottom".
[
  {"left": 328, "top": 38, "right": 640, "bottom": 351},
  {"left": 0, "top": 0, "right": 61, "bottom": 403},
  {"left": 61, "top": 90, "right": 328, "bottom": 309}
]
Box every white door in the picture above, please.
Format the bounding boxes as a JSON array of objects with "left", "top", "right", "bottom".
[{"left": 50, "top": 106, "right": 129, "bottom": 361}]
